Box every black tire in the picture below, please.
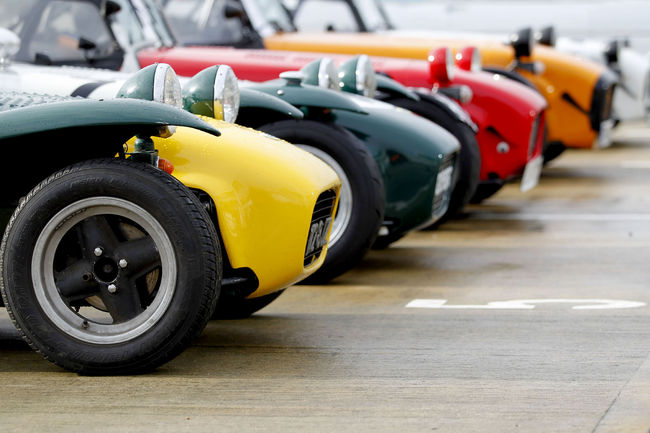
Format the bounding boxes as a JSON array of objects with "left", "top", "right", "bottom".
[
  {"left": 543, "top": 141, "right": 566, "bottom": 164},
  {"left": 470, "top": 181, "right": 504, "bottom": 203},
  {"left": 259, "top": 120, "right": 385, "bottom": 284},
  {"left": 386, "top": 98, "right": 481, "bottom": 224},
  {"left": 371, "top": 233, "right": 405, "bottom": 250},
  {"left": 213, "top": 290, "right": 285, "bottom": 320},
  {"left": 0, "top": 159, "right": 221, "bottom": 375}
]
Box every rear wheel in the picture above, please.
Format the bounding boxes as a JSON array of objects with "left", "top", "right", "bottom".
[{"left": 0, "top": 159, "right": 221, "bottom": 375}]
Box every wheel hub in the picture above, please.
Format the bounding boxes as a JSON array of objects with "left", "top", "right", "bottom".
[{"left": 94, "top": 256, "right": 119, "bottom": 283}]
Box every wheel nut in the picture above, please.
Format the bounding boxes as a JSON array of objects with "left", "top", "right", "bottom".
[
  {"left": 119, "top": 259, "right": 128, "bottom": 269},
  {"left": 107, "top": 284, "right": 117, "bottom": 294},
  {"left": 94, "top": 247, "right": 103, "bottom": 257}
]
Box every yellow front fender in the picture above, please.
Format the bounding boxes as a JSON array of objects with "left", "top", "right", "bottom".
[{"left": 133, "top": 118, "right": 340, "bottom": 297}]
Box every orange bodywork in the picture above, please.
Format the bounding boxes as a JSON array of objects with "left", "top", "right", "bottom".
[{"left": 264, "top": 32, "right": 611, "bottom": 148}]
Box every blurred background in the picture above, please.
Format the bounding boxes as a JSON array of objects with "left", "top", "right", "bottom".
[{"left": 381, "top": 0, "right": 650, "bottom": 52}]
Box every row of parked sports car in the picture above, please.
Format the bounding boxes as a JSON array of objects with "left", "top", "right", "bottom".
[{"left": 0, "top": 0, "right": 648, "bottom": 375}]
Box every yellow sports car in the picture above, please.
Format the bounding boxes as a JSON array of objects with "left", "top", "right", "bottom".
[{"left": 0, "top": 65, "right": 340, "bottom": 375}]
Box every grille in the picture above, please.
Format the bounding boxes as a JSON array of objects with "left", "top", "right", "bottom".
[
  {"left": 528, "top": 114, "right": 542, "bottom": 158},
  {"left": 432, "top": 153, "right": 456, "bottom": 219},
  {"left": 304, "top": 189, "right": 337, "bottom": 267}
]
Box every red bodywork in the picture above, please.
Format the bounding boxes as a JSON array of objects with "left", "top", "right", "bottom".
[{"left": 139, "top": 46, "right": 547, "bottom": 182}]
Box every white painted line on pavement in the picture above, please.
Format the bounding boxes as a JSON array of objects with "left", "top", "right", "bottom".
[
  {"left": 621, "top": 161, "right": 650, "bottom": 168},
  {"left": 406, "top": 299, "right": 646, "bottom": 310},
  {"left": 471, "top": 213, "right": 650, "bottom": 221}
]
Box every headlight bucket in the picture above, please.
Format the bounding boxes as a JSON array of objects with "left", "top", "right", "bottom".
[
  {"left": 300, "top": 57, "right": 340, "bottom": 91},
  {"left": 117, "top": 63, "right": 183, "bottom": 109},
  {"left": 428, "top": 47, "right": 454, "bottom": 84},
  {"left": 535, "top": 26, "right": 556, "bottom": 47},
  {"left": 455, "top": 46, "right": 482, "bottom": 72},
  {"left": 510, "top": 27, "right": 534, "bottom": 59},
  {"left": 338, "top": 55, "right": 377, "bottom": 98},
  {"left": 183, "top": 65, "right": 241, "bottom": 123}
]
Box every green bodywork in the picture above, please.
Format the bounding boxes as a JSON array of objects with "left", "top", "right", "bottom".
[
  {"left": 250, "top": 78, "right": 368, "bottom": 115},
  {"left": 248, "top": 80, "right": 460, "bottom": 237},
  {"left": 0, "top": 95, "right": 220, "bottom": 217},
  {"left": 375, "top": 74, "right": 420, "bottom": 101},
  {"left": 239, "top": 87, "right": 304, "bottom": 120}
]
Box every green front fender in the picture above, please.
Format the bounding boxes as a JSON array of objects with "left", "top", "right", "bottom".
[
  {"left": 245, "top": 79, "right": 368, "bottom": 115},
  {"left": 239, "top": 87, "right": 304, "bottom": 124},
  {"left": 0, "top": 96, "right": 221, "bottom": 206},
  {"left": 375, "top": 74, "right": 420, "bottom": 101},
  {"left": 330, "top": 96, "right": 459, "bottom": 236},
  {"left": 0, "top": 97, "right": 221, "bottom": 142}
]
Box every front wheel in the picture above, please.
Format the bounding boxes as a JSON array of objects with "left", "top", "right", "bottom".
[
  {"left": 213, "top": 290, "right": 285, "bottom": 320},
  {"left": 259, "top": 120, "right": 385, "bottom": 284},
  {"left": 386, "top": 98, "right": 481, "bottom": 224},
  {"left": 0, "top": 159, "right": 221, "bottom": 375}
]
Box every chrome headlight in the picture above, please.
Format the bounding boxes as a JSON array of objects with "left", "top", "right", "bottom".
[
  {"left": 153, "top": 64, "right": 183, "bottom": 108},
  {"left": 183, "top": 65, "right": 240, "bottom": 123},
  {"left": 300, "top": 57, "right": 340, "bottom": 91},
  {"left": 428, "top": 47, "right": 454, "bottom": 84},
  {"left": 117, "top": 63, "right": 182, "bottom": 109},
  {"left": 455, "top": 46, "right": 482, "bottom": 72},
  {"left": 338, "top": 55, "right": 377, "bottom": 98}
]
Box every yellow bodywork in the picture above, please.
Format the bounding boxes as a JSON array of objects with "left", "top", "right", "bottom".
[
  {"left": 264, "top": 32, "right": 610, "bottom": 148},
  {"left": 132, "top": 117, "right": 341, "bottom": 298}
]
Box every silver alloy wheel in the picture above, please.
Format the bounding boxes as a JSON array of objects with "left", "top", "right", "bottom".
[
  {"left": 31, "top": 197, "right": 177, "bottom": 345},
  {"left": 297, "top": 144, "right": 352, "bottom": 247}
]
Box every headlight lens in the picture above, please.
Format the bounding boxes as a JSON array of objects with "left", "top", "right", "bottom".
[
  {"left": 338, "top": 55, "right": 377, "bottom": 98},
  {"left": 355, "top": 54, "right": 377, "bottom": 98},
  {"left": 455, "top": 46, "right": 482, "bottom": 72},
  {"left": 153, "top": 63, "right": 183, "bottom": 108},
  {"left": 182, "top": 65, "right": 240, "bottom": 123},
  {"left": 214, "top": 65, "right": 240, "bottom": 123},
  {"left": 300, "top": 57, "right": 340, "bottom": 91}
]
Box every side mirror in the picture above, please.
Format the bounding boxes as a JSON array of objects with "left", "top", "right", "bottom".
[
  {"left": 224, "top": 2, "right": 245, "bottom": 18},
  {"left": 103, "top": 0, "right": 122, "bottom": 17},
  {"left": 78, "top": 37, "right": 97, "bottom": 51}
]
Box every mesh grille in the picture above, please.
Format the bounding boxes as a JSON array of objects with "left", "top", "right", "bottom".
[
  {"left": 432, "top": 153, "right": 455, "bottom": 218},
  {"left": 304, "top": 189, "right": 337, "bottom": 267}
]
